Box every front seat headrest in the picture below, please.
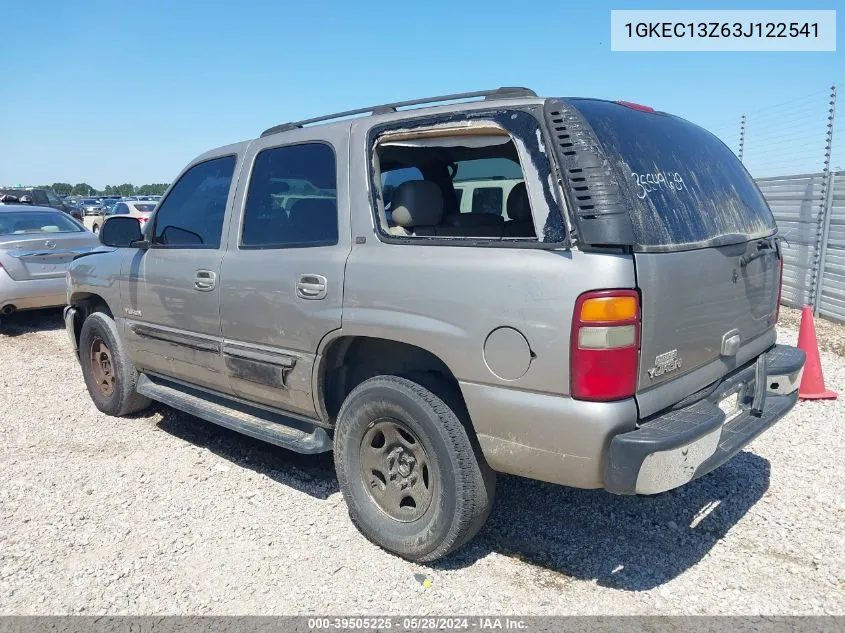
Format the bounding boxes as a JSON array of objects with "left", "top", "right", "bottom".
[
  {"left": 391, "top": 181, "right": 443, "bottom": 228},
  {"left": 506, "top": 182, "right": 531, "bottom": 222}
]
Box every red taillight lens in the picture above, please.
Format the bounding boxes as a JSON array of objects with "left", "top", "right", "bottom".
[
  {"left": 571, "top": 289, "right": 640, "bottom": 401},
  {"left": 615, "top": 100, "right": 655, "bottom": 113},
  {"left": 138, "top": 216, "right": 148, "bottom": 224}
]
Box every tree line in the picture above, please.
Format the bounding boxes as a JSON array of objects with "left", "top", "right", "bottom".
[{"left": 43, "top": 182, "right": 170, "bottom": 197}]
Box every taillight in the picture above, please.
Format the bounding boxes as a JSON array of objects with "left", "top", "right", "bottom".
[
  {"left": 571, "top": 289, "right": 640, "bottom": 401},
  {"left": 138, "top": 216, "right": 148, "bottom": 224},
  {"left": 615, "top": 100, "right": 655, "bottom": 113}
]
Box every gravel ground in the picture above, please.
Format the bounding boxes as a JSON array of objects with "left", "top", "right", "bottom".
[{"left": 1, "top": 308, "right": 843, "bottom": 615}]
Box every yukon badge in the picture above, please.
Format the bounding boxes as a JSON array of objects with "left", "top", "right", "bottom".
[
  {"left": 648, "top": 349, "right": 682, "bottom": 380},
  {"left": 124, "top": 307, "right": 143, "bottom": 318}
]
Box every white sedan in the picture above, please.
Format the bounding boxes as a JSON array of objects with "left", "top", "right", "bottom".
[{"left": 85, "top": 200, "right": 157, "bottom": 234}]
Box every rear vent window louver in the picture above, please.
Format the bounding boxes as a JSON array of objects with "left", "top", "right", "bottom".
[{"left": 544, "top": 101, "right": 633, "bottom": 246}]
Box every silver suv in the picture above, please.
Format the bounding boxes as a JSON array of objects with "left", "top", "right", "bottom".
[{"left": 65, "top": 87, "right": 805, "bottom": 561}]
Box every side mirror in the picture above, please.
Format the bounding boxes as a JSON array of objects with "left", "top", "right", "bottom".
[{"left": 100, "top": 216, "right": 143, "bottom": 247}]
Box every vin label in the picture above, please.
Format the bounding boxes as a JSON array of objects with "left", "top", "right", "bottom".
[{"left": 611, "top": 10, "right": 836, "bottom": 51}]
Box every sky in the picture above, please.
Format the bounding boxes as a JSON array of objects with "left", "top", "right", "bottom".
[{"left": 0, "top": 0, "right": 842, "bottom": 188}]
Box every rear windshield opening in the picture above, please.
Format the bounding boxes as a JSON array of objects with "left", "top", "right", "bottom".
[
  {"left": 567, "top": 99, "right": 776, "bottom": 250},
  {"left": 0, "top": 211, "right": 84, "bottom": 235},
  {"left": 373, "top": 129, "right": 537, "bottom": 240}
]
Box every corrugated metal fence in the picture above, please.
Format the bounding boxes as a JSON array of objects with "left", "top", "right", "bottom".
[{"left": 758, "top": 170, "right": 845, "bottom": 323}]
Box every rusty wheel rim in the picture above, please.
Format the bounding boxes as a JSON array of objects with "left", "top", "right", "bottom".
[
  {"left": 89, "top": 337, "right": 116, "bottom": 397},
  {"left": 359, "top": 418, "right": 433, "bottom": 522}
]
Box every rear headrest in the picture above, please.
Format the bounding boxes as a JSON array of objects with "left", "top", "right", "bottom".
[
  {"left": 506, "top": 182, "right": 531, "bottom": 222},
  {"left": 288, "top": 198, "right": 339, "bottom": 242},
  {"left": 289, "top": 198, "right": 336, "bottom": 223},
  {"left": 442, "top": 213, "right": 504, "bottom": 228},
  {"left": 391, "top": 181, "right": 443, "bottom": 228}
]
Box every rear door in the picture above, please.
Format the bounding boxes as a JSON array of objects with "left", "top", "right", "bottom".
[
  {"left": 219, "top": 129, "right": 350, "bottom": 418},
  {"left": 566, "top": 100, "right": 780, "bottom": 417}
]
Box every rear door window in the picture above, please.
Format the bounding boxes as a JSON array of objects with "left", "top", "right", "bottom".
[
  {"left": 567, "top": 99, "right": 776, "bottom": 250},
  {"left": 241, "top": 143, "right": 338, "bottom": 248}
]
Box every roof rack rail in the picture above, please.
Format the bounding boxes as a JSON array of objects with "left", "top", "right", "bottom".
[{"left": 260, "top": 86, "right": 537, "bottom": 137}]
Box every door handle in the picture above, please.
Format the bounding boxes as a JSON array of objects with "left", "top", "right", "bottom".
[
  {"left": 296, "top": 274, "right": 327, "bottom": 300},
  {"left": 194, "top": 269, "right": 217, "bottom": 291}
]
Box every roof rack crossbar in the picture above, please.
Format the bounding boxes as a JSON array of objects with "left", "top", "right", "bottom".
[{"left": 260, "top": 86, "right": 536, "bottom": 137}]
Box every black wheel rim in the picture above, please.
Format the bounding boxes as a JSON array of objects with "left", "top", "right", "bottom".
[{"left": 359, "top": 418, "right": 433, "bottom": 522}]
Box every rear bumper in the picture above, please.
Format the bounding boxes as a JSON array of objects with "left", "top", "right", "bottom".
[
  {"left": 0, "top": 271, "right": 68, "bottom": 312},
  {"left": 604, "top": 344, "right": 805, "bottom": 495}
]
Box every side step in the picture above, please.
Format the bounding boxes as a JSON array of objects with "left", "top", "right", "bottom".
[{"left": 136, "top": 374, "right": 332, "bottom": 454}]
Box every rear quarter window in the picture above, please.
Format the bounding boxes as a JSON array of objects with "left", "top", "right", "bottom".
[{"left": 567, "top": 99, "right": 776, "bottom": 250}]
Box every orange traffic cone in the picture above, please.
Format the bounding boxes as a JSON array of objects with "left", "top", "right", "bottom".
[{"left": 797, "top": 305, "right": 837, "bottom": 400}]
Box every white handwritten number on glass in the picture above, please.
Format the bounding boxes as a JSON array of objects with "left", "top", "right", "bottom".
[{"left": 632, "top": 171, "right": 687, "bottom": 199}]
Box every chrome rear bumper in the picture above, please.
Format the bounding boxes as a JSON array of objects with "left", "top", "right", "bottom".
[{"left": 605, "top": 344, "right": 806, "bottom": 495}]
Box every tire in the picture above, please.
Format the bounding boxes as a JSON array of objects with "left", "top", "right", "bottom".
[
  {"left": 334, "top": 375, "right": 495, "bottom": 562},
  {"left": 79, "top": 312, "right": 150, "bottom": 416}
]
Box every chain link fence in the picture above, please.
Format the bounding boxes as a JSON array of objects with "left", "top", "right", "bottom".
[{"left": 711, "top": 86, "right": 842, "bottom": 322}]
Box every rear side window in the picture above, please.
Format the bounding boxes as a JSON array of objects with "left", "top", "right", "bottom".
[
  {"left": 242, "top": 143, "right": 338, "bottom": 248},
  {"left": 567, "top": 99, "right": 776, "bottom": 249},
  {"left": 153, "top": 155, "right": 236, "bottom": 248}
]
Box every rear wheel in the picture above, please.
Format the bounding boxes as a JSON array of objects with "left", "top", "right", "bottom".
[
  {"left": 334, "top": 375, "right": 495, "bottom": 561},
  {"left": 79, "top": 312, "right": 150, "bottom": 416}
]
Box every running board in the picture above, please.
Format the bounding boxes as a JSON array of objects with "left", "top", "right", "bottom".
[{"left": 136, "top": 374, "right": 332, "bottom": 454}]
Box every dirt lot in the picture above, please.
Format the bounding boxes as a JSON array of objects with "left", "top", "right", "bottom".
[{"left": 1, "top": 307, "right": 843, "bottom": 615}]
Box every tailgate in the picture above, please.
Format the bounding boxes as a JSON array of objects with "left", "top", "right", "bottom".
[
  {"left": 635, "top": 238, "right": 780, "bottom": 416},
  {"left": 558, "top": 99, "right": 782, "bottom": 416}
]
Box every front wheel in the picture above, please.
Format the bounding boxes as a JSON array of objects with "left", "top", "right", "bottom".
[
  {"left": 78, "top": 312, "right": 150, "bottom": 416},
  {"left": 334, "top": 375, "right": 495, "bottom": 562}
]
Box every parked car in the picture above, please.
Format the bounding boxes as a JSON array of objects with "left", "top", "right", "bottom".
[
  {"left": 0, "top": 188, "right": 84, "bottom": 221},
  {"left": 62, "top": 199, "right": 86, "bottom": 218},
  {"left": 112, "top": 200, "right": 157, "bottom": 226},
  {"left": 84, "top": 200, "right": 157, "bottom": 234},
  {"left": 79, "top": 198, "right": 104, "bottom": 214},
  {"left": 64, "top": 87, "right": 805, "bottom": 562},
  {"left": 101, "top": 199, "right": 120, "bottom": 215},
  {"left": 0, "top": 205, "right": 98, "bottom": 327}
]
